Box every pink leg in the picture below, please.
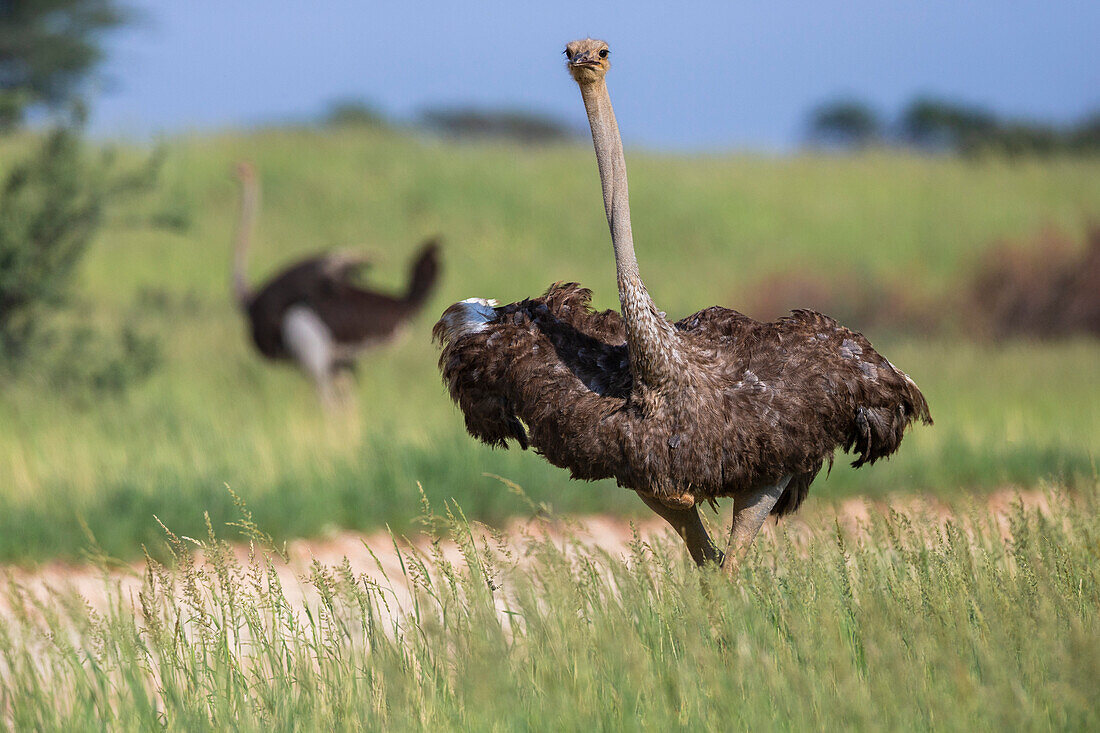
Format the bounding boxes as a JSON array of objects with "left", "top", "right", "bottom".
[
  {"left": 721, "top": 476, "right": 791, "bottom": 580},
  {"left": 637, "top": 493, "right": 722, "bottom": 566}
]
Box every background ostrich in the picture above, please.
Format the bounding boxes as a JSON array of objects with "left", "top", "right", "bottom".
[
  {"left": 232, "top": 162, "right": 441, "bottom": 404},
  {"left": 434, "top": 39, "right": 931, "bottom": 577}
]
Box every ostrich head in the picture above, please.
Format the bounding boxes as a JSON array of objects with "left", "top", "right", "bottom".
[{"left": 565, "top": 38, "right": 611, "bottom": 85}]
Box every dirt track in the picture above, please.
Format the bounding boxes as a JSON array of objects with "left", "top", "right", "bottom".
[{"left": 0, "top": 489, "right": 1056, "bottom": 621}]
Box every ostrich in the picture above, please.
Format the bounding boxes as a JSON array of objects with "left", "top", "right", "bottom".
[
  {"left": 434, "top": 39, "right": 931, "bottom": 577},
  {"left": 232, "top": 162, "right": 441, "bottom": 404}
]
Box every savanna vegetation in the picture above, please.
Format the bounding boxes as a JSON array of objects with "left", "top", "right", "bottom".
[
  {"left": 3, "top": 9, "right": 1097, "bottom": 729},
  {"left": 0, "top": 126, "right": 1098, "bottom": 562},
  {"left": 1, "top": 484, "right": 1096, "bottom": 729},
  {"left": 807, "top": 95, "right": 1100, "bottom": 157}
]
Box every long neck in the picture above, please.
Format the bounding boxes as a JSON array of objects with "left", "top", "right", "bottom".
[
  {"left": 579, "top": 79, "right": 684, "bottom": 388},
  {"left": 232, "top": 175, "right": 259, "bottom": 307}
]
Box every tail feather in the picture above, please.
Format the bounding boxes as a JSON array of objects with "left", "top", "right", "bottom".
[
  {"left": 774, "top": 370, "right": 929, "bottom": 517},
  {"left": 405, "top": 239, "right": 441, "bottom": 306},
  {"left": 845, "top": 372, "right": 932, "bottom": 468},
  {"left": 772, "top": 470, "right": 817, "bottom": 517}
]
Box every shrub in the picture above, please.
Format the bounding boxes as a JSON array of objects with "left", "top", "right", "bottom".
[
  {"left": 0, "top": 127, "right": 100, "bottom": 362},
  {"left": 0, "top": 127, "right": 162, "bottom": 393},
  {"left": 419, "top": 106, "right": 577, "bottom": 144},
  {"left": 969, "top": 226, "right": 1100, "bottom": 339}
]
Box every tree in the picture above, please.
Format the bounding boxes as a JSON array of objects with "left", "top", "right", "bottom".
[
  {"left": 0, "top": 0, "right": 127, "bottom": 130},
  {"left": 806, "top": 99, "right": 882, "bottom": 150},
  {"left": 898, "top": 97, "right": 999, "bottom": 154},
  {"left": 1068, "top": 113, "right": 1100, "bottom": 154},
  {"left": 419, "top": 107, "right": 577, "bottom": 144},
  {"left": 322, "top": 98, "right": 387, "bottom": 129}
]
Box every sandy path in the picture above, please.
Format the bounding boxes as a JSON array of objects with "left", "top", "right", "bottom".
[{"left": 0, "top": 489, "right": 1057, "bottom": 622}]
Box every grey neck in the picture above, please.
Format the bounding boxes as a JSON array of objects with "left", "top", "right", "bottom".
[
  {"left": 578, "top": 79, "right": 684, "bottom": 389},
  {"left": 233, "top": 176, "right": 259, "bottom": 307}
]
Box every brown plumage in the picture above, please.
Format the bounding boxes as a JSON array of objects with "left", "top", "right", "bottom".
[
  {"left": 232, "top": 162, "right": 441, "bottom": 403},
  {"left": 434, "top": 39, "right": 931, "bottom": 575}
]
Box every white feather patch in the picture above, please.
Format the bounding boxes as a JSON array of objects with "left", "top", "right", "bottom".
[{"left": 440, "top": 297, "right": 499, "bottom": 337}]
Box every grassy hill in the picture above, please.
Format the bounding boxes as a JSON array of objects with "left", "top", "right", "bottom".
[{"left": 1, "top": 126, "right": 1098, "bottom": 561}]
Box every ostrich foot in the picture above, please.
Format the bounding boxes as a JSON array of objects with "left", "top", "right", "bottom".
[
  {"left": 637, "top": 492, "right": 722, "bottom": 566},
  {"left": 720, "top": 475, "right": 792, "bottom": 580}
]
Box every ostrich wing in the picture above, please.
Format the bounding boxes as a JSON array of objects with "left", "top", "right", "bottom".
[
  {"left": 676, "top": 305, "right": 932, "bottom": 469},
  {"left": 318, "top": 251, "right": 373, "bottom": 287},
  {"left": 435, "top": 283, "right": 633, "bottom": 455}
]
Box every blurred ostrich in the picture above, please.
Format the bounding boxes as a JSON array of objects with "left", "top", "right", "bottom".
[
  {"left": 434, "top": 39, "right": 930, "bottom": 576},
  {"left": 232, "top": 162, "right": 440, "bottom": 404}
]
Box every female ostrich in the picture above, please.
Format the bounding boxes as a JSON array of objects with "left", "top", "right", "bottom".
[
  {"left": 232, "top": 162, "right": 441, "bottom": 404},
  {"left": 434, "top": 39, "right": 931, "bottom": 577}
]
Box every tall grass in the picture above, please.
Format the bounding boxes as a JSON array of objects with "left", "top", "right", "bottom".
[
  {"left": 1, "top": 484, "right": 1096, "bottom": 729},
  {"left": 0, "top": 127, "right": 1098, "bottom": 562}
]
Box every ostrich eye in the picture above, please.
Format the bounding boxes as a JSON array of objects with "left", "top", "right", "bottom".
[
  {"left": 563, "top": 48, "right": 571, "bottom": 59},
  {"left": 598, "top": 49, "right": 609, "bottom": 59}
]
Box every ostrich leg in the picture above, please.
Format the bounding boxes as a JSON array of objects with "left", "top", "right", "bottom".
[
  {"left": 721, "top": 475, "right": 792, "bottom": 580},
  {"left": 637, "top": 493, "right": 723, "bottom": 566}
]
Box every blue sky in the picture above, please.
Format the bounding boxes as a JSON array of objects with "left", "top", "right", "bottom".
[{"left": 92, "top": 1, "right": 1099, "bottom": 150}]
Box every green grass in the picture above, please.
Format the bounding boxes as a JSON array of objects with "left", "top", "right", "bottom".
[
  {"left": 1, "top": 127, "right": 1099, "bottom": 562},
  {"left": 2, "top": 485, "right": 1097, "bottom": 729}
]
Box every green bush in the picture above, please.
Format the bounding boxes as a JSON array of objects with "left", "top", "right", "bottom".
[
  {"left": 0, "top": 128, "right": 101, "bottom": 362},
  {"left": 0, "top": 128, "right": 162, "bottom": 396},
  {"left": 32, "top": 314, "right": 161, "bottom": 399}
]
